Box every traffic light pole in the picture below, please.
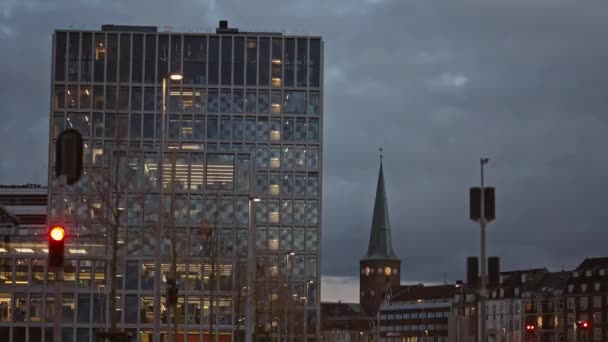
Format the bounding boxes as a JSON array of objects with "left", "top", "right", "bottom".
[
  {"left": 53, "top": 175, "right": 66, "bottom": 342},
  {"left": 478, "top": 158, "right": 488, "bottom": 342}
]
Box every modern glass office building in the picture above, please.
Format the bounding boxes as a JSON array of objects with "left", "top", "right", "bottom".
[{"left": 0, "top": 22, "right": 323, "bottom": 342}]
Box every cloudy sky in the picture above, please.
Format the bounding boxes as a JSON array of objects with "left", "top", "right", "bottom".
[{"left": 1, "top": 0, "right": 607, "bottom": 302}]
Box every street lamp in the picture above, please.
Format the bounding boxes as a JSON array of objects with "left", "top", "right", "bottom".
[
  {"left": 153, "top": 73, "right": 182, "bottom": 341},
  {"left": 455, "top": 282, "right": 464, "bottom": 342},
  {"left": 283, "top": 251, "right": 295, "bottom": 342},
  {"left": 245, "top": 196, "right": 260, "bottom": 342}
]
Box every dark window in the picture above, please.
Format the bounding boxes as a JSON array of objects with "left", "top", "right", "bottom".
[
  {"left": 221, "top": 36, "right": 233, "bottom": 85},
  {"left": 106, "top": 34, "right": 118, "bottom": 82},
  {"left": 131, "top": 87, "right": 142, "bottom": 111},
  {"left": 119, "top": 34, "right": 131, "bottom": 83},
  {"left": 68, "top": 32, "right": 79, "bottom": 81},
  {"left": 246, "top": 38, "right": 257, "bottom": 86},
  {"left": 296, "top": 38, "right": 307, "bottom": 87},
  {"left": 55, "top": 32, "right": 67, "bottom": 81},
  {"left": 144, "top": 34, "right": 156, "bottom": 83},
  {"left": 158, "top": 35, "right": 169, "bottom": 82},
  {"left": 81, "top": 33, "right": 92, "bottom": 82},
  {"left": 258, "top": 38, "right": 270, "bottom": 86},
  {"left": 77, "top": 294, "right": 91, "bottom": 323},
  {"left": 144, "top": 87, "right": 155, "bottom": 111},
  {"left": 208, "top": 37, "right": 219, "bottom": 85},
  {"left": 234, "top": 37, "right": 245, "bottom": 85},
  {"left": 170, "top": 35, "right": 182, "bottom": 76},
  {"left": 118, "top": 86, "right": 129, "bottom": 110},
  {"left": 131, "top": 114, "right": 141, "bottom": 139},
  {"left": 143, "top": 115, "right": 154, "bottom": 138},
  {"left": 284, "top": 39, "right": 295, "bottom": 87},
  {"left": 93, "top": 33, "right": 105, "bottom": 82},
  {"left": 183, "top": 36, "right": 206, "bottom": 85},
  {"left": 309, "top": 39, "right": 321, "bottom": 87},
  {"left": 207, "top": 116, "right": 219, "bottom": 140},
  {"left": 106, "top": 86, "right": 116, "bottom": 110},
  {"left": 132, "top": 34, "right": 143, "bottom": 83}
]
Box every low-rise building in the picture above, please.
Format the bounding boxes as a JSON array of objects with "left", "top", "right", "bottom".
[{"left": 379, "top": 284, "right": 455, "bottom": 342}]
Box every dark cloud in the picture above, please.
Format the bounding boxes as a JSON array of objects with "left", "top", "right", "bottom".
[{"left": 1, "top": 0, "right": 607, "bottom": 290}]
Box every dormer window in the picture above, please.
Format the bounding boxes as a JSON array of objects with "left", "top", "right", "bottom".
[
  {"left": 600, "top": 269, "right": 606, "bottom": 276},
  {"left": 521, "top": 274, "right": 527, "bottom": 283},
  {"left": 585, "top": 270, "right": 592, "bottom": 277},
  {"left": 573, "top": 271, "right": 579, "bottom": 278}
]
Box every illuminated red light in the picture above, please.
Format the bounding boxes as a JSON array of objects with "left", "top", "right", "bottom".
[
  {"left": 50, "top": 226, "right": 65, "bottom": 241},
  {"left": 583, "top": 322, "right": 588, "bottom": 328}
]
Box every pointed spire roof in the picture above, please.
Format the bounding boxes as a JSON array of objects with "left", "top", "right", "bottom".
[{"left": 363, "top": 151, "right": 399, "bottom": 261}]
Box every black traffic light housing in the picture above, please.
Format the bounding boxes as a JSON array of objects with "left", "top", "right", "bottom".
[
  {"left": 48, "top": 226, "right": 65, "bottom": 268},
  {"left": 469, "top": 187, "right": 496, "bottom": 222},
  {"left": 55, "top": 129, "right": 83, "bottom": 185}
]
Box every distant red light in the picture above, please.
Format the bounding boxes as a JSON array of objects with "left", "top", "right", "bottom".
[
  {"left": 583, "top": 322, "right": 588, "bottom": 328},
  {"left": 50, "top": 226, "right": 65, "bottom": 241}
]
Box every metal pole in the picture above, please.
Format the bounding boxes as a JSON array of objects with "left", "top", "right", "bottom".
[
  {"left": 283, "top": 254, "right": 290, "bottom": 342},
  {"left": 154, "top": 76, "right": 167, "bottom": 342},
  {"left": 53, "top": 175, "right": 66, "bottom": 342},
  {"left": 245, "top": 197, "right": 256, "bottom": 342},
  {"left": 479, "top": 158, "right": 488, "bottom": 342}
]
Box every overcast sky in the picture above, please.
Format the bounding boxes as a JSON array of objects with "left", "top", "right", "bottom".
[{"left": 1, "top": 0, "right": 607, "bottom": 301}]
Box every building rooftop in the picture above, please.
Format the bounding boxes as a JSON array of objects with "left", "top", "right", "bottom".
[{"left": 392, "top": 284, "right": 456, "bottom": 302}]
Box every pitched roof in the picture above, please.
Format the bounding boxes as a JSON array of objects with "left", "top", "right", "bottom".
[
  {"left": 362, "top": 159, "right": 398, "bottom": 261},
  {"left": 575, "top": 258, "right": 608, "bottom": 271}
]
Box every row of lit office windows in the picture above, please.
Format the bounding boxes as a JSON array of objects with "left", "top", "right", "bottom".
[
  {"left": 54, "top": 112, "right": 320, "bottom": 145},
  {"left": 53, "top": 86, "right": 321, "bottom": 116}
]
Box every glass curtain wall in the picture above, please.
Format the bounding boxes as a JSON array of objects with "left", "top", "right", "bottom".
[{"left": 40, "top": 29, "right": 322, "bottom": 342}]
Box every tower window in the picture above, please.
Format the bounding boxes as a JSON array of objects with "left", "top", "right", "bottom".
[
  {"left": 377, "top": 267, "right": 383, "bottom": 275},
  {"left": 384, "top": 267, "right": 392, "bottom": 276}
]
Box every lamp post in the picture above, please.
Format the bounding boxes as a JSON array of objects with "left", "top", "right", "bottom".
[
  {"left": 154, "top": 73, "right": 182, "bottom": 342},
  {"left": 245, "top": 196, "right": 261, "bottom": 342},
  {"left": 283, "top": 251, "right": 294, "bottom": 342},
  {"left": 455, "top": 282, "right": 464, "bottom": 342},
  {"left": 479, "top": 158, "right": 489, "bottom": 342}
]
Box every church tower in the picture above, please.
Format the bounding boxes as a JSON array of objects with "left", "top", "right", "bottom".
[{"left": 359, "top": 153, "right": 401, "bottom": 316}]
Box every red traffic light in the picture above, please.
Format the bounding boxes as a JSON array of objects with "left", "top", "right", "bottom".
[
  {"left": 525, "top": 324, "right": 536, "bottom": 331},
  {"left": 50, "top": 226, "right": 65, "bottom": 241},
  {"left": 576, "top": 320, "right": 590, "bottom": 330}
]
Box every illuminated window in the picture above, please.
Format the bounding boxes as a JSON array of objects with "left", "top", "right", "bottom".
[{"left": 206, "top": 154, "right": 234, "bottom": 190}]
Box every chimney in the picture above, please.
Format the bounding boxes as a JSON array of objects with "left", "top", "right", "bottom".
[
  {"left": 488, "top": 256, "right": 500, "bottom": 288},
  {"left": 466, "top": 257, "right": 479, "bottom": 288}
]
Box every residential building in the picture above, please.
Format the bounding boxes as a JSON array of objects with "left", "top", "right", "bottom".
[
  {"left": 563, "top": 258, "right": 608, "bottom": 342},
  {"left": 320, "top": 302, "right": 373, "bottom": 342},
  {"left": 0, "top": 20, "right": 324, "bottom": 342}
]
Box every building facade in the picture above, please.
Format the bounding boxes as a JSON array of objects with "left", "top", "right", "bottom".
[
  {"left": 379, "top": 284, "right": 455, "bottom": 342},
  {"left": 0, "top": 21, "right": 324, "bottom": 342}
]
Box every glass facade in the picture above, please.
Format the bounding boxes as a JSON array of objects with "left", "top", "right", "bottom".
[{"left": 0, "top": 27, "right": 323, "bottom": 342}]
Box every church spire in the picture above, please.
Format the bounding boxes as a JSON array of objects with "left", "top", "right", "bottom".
[{"left": 362, "top": 149, "right": 398, "bottom": 260}]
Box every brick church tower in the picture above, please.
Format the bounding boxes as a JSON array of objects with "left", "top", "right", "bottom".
[{"left": 359, "top": 154, "right": 401, "bottom": 316}]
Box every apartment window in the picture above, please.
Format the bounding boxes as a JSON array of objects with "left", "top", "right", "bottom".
[
  {"left": 593, "top": 296, "right": 602, "bottom": 308},
  {"left": 580, "top": 297, "right": 588, "bottom": 310}
]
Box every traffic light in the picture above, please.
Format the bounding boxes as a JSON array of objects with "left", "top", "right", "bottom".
[
  {"left": 48, "top": 225, "right": 65, "bottom": 268},
  {"left": 576, "top": 320, "right": 591, "bottom": 330},
  {"left": 166, "top": 278, "right": 178, "bottom": 305},
  {"left": 525, "top": 324, "right": 536, "bottom": 334}
]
